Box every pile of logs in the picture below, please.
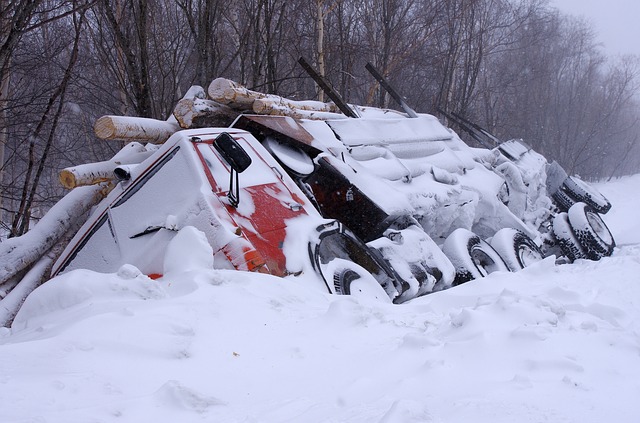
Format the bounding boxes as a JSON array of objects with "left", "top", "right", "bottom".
[
  {"left": 94, "top": 78, "right": 346, "bottom": 147},
  {"left": 65, "top": 78, "right": 350, "bottom": 192}
]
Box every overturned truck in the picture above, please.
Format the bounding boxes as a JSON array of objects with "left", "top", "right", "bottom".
[{"left": 0, "top": 63, "right": 616, "bottom": 321}]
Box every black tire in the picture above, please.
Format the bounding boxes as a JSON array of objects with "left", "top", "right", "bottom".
[
  {"left": 332, "top": 261, "right": 390, "bottom": 301},
  {"left": 552, "top": 212, "right": 586, "bottom": 262},
  {"left": 562, "top": 176, "right": 611, "bottom": 214},
  {"left": 489, "top": 228, "right": 544, "bottom": 271},
  {"left": 333, "top": 266, "right": 359, "bottom": 295},
  {"left": 442, "top": 228, "right": 509, "bottom": 286},
  {"left": 551, "top": 187, "right": 576, "bottom": 212},
  {"left": 567, "top": 202, "right": 615, "bottom": 260}
]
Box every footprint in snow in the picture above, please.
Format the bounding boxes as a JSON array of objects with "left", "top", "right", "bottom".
[{"left": 154, "top": 380, "right": 225, "bottom": 413}]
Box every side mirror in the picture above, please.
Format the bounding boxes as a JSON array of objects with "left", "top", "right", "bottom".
[
  {"left": 213, "top": 132, "right": 252, "bottom": 173},
  {"left": 213, "top": 132, "right": 252, "bottom": 208}
]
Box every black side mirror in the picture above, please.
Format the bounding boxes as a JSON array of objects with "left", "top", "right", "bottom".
[
  {"left": 213, "top": 132, "right": 252, "bottom": 173},
  {"left": 213, "top": 132, "right": 252, "bottom": 207}
]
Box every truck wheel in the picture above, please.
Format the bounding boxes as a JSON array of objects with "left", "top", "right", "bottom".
[
  {"left": 332, "top": 261, "right": 391, "bottom": 302},
  {"left": 551, "top": 187, "right": 575, "bottom": 212},
  {"left": 490, "top": 228, "right": 544, "bottom": 271},
  {"left": 552, "top": 212, "right": 586, "bottom": 262},
  {"left": 562, "top": 176, "right": 611, "bottom": 214},
  {"left": 309, "top": 220, "right": 400, "bottom": 300},
  {"left": 567, "top": 202, "right": 615, "bottom": 260},
  {"left": 442, "top": 228, "right": 509, "bottom": 286}
]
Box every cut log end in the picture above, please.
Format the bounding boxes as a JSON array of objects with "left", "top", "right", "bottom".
[
  {"left": 94, "top": 116, "right": 117, "bottom": 140},
  {"left": 59, "top": 169, "right": 78, "bottom": 189}
]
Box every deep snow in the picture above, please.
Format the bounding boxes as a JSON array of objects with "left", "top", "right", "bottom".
[{"left": 1, "top": 175, "right": 639, "bottom": 423}]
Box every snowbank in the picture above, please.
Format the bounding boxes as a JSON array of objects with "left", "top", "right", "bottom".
[
  {"left": 595, "top": 173, "right": 640, "bottom": 246},
  {"left": 0, "top": 177, "right": 639, "bottom": 423}
]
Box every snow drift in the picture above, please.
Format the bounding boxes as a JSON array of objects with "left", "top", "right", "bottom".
[{"left": 0, "top": 174, "right": 638, "bottom": 422}]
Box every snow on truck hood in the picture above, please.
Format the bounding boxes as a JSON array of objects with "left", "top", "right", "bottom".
[
  {"left": 326, "top": 114, "right": 453, "bottom": 146},
  {"left": 297, "top": 113, "right": 528, "bottom": 239}
]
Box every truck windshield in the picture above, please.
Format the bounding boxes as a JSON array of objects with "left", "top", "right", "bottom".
[{"left": 195, "top": 137, "right": 280, "bottom": 192}]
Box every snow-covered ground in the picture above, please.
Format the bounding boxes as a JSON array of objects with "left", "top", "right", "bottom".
[{"left": 1, "top": 175, "right": 639, "bottom": 423}]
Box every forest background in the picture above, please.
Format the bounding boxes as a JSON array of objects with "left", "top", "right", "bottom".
[{"left": 1, "top": 0, "right": 639, "bottom": 238}]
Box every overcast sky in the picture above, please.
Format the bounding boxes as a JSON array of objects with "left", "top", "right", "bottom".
[{"left": 552, "top": 0, "right": 640, "bottom": 57}]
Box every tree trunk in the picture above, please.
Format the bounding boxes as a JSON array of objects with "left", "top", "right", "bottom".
[
  {"left": 11, "top": 9, "right": 85, "bottom": 237},
  {"left": 0, "top": 183, "right": 113, "bottom": 286},
  {"left": 0, "top": 62, "right": 9, "bottom": 225},
  {"left": 316, "top": 0, "right": 325, "bottom": 102}
]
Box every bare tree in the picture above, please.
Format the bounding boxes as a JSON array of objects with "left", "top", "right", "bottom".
[
  {"left": 175, "top": 0, "right": 225, "bottom": 87},
  {"left": 1, "top": 1, "right": 94, "bottom": 230},
  {"left": 90, "top": 0, "right": 154, "bottom": 117},
  {"left": 8, "top": 5, "right": 87, "bottom": 236},
  {"left": 3, "top": 0, "right": 640, "bottom": 241}
]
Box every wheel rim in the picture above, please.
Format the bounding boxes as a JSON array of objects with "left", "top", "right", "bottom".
[
  {"left": 517, "top": 243, "right": 543, "bottom": 267},
  {"left": 586, "top": 210, "right": 613, "bottom": 245},
  {"left": 470, "top": 248, "right": 493, "bottom": 276}
]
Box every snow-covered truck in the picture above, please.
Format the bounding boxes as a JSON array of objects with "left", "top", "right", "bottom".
[
  {"left": 230, "top": 103, "right": 614, "bottom": 288},
  {"left": 0, "top": 70, "right": 616, "bottom": 321},
  {"left": 50, "top": 128, "right": 400, "bottom": 299}
]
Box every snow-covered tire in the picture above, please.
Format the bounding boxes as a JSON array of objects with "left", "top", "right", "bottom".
[
  {"left": 489, "top": 228, "right": 544, "bottom": 271},
  {"left": 309, "top": 220, "right": 399, "bottom": 299},
  {"left": 552, "top": 212, "right": 586, "bottom": 262},
  {"left": 562, "top": 176, "right": 611, "bottom": 214},
  {"left": 567, "top": 202, "right": 615, "bottom": 260},
  {"left": 332, "top": 260, "right": 391, "bottom": 302},
  {"left": 551, "top": 187, "right": 576, "bottom": 212},
  {"left": 442, "top": 228, "right": 510, "bottom": 286}
]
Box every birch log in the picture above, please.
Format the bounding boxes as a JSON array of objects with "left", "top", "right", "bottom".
[
  {"left": 0, "top": 198, "right": 98, "bottom": 327},
  {"left": 94, "top": 115, "right": 180, "bottom": 143},
  {"left": 0, "top": 183, "right": 113, "bottom": 286},
  {"left": 252, "top": 99, "right": 346, "bottom": 120},
  {"left": 253, "top": 100, "right": 346, "bottom": 120},
  {"left": 207, "top": 78, "right": 270, "bottom": 110},
  {"left": 182, "top": 84, "right": 207, "bottom": 100},
  {"left": 173, "top": 98, "right": 238, "bottom": 129},
  {"left": 59, "top": 142, "right": 155, "bottom": 189},
  {"left": 0, "top": 254, "right": 54, "bottom": 327},
  {"left": 252, "top": 97, "right": 340, "bottom": 115},
  {"left": 208, "top": 77, "right": 342, "bottom": 115}
]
